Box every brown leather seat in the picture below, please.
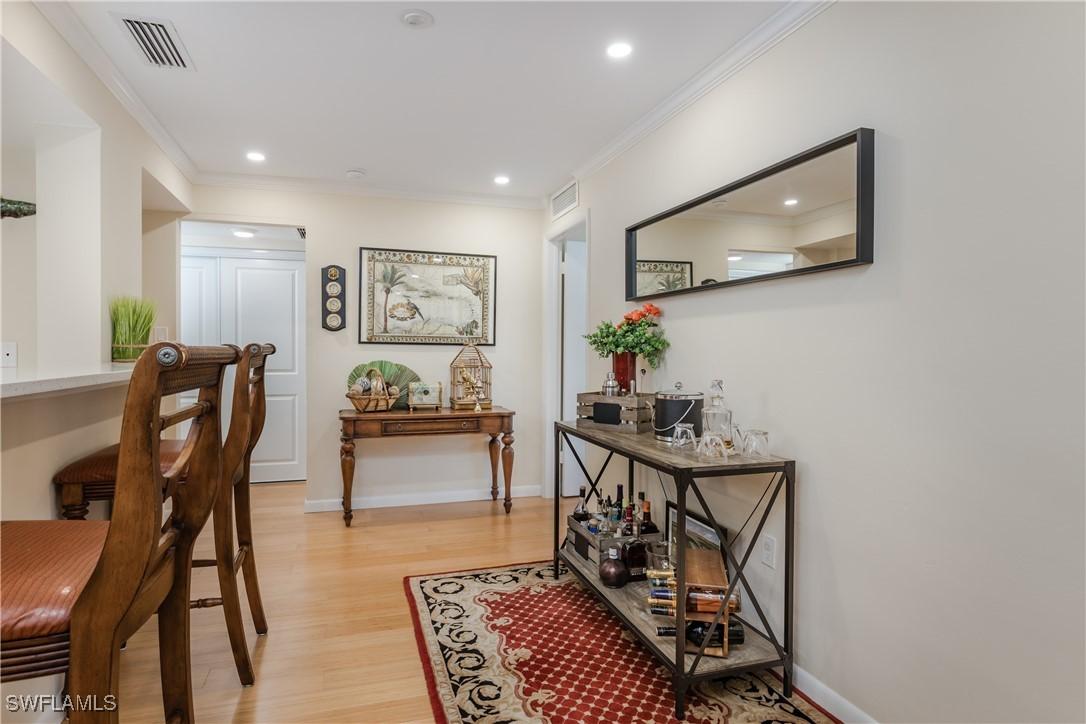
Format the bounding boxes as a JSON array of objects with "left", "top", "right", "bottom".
[
  {"left": 0, "top": 520, "right": 109, "bottom": 641},
  {"left": 54, "top": 439, "right": 185, "bottom": 485}
]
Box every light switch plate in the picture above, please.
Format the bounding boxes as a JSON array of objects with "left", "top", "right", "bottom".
[
  {"left": 760, "top": 534, "right": 777, "bottom": 570},
  {"left": 1, "top": 342, "right": 17, "bottom": 368}
]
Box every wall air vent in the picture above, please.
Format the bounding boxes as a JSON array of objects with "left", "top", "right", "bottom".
[
  {"left": 297, "top": 227, "right": 307, "bottom": 240},
  {"left": 116, "top": 14, "right": 193, "bottom": 70},
  {"left": 550, "top": 180, "right": 579, "bottom": 221}
]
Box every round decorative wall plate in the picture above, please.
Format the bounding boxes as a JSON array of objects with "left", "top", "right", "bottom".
[
  {"left": 326, "top": 281, "right": 342, "bottom": 296},
  {"left": 326, "top": 313, "right": 342, "bottom": 328},
  {"left": 327, "top": 267, "right": 340, "bottom": 281},
  {"left": 326, "top": 297, "right": 342, "bottom": 312}
]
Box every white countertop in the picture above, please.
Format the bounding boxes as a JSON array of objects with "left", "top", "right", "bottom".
[{"left": 1, "top": 364, "right": 134, "bottom": 401}]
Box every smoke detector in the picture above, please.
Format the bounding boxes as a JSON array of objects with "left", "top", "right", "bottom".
[
  {"left": 401, "top": 9, "right": 434, "bottom": 28},
  {"left": 345, "top": 169, "right": 367, "bottom": 180}
]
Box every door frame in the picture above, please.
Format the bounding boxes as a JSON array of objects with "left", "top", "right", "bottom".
[{"left": 542, "top": 207, "right": 590, "bottom": 499}]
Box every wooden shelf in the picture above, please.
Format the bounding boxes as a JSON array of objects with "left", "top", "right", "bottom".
[{"left": 559, "top": 544, "right": 782, "bottom": 680}]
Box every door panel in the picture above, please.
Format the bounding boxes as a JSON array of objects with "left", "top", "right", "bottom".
[
  {"left": 561, "top": 239, "right": 588, "bottom": 496},
  {"left": 220, "top": 257, "right": 306, "bottom": 482}
]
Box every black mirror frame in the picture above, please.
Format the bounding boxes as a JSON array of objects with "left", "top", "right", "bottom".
[{"left": 625, "top": 127, "right": 874, "bottom": 301}]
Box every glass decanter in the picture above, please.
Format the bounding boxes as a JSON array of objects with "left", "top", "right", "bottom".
[{"left": 702, "top": 379, "right": 734, "bottom": 450}]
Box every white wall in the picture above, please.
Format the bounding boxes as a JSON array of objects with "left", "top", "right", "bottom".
[
  {"left": 577, "top": 3, "right": 1084, "bottom": 722},
  {"left": 189, "top": 184, "right": 544, "bottom": 510},
  {"left": 1, "top": 144, "right": 37, "bottom": 369}
]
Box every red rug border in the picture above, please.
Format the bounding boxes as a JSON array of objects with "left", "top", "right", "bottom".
[{"left": 403, "top": 560, "right": 842, "bottom": 724}]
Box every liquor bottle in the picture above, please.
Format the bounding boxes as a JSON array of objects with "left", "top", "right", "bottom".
[
  {"left": 639, "top": 497, "right": 660, "bottom": 535},
  {"left": 621, "top": 522, "right": 648, "bottom": 581},
  {"left": 572, "top": 485, "right": 592, "bottom": 522},
  {"left": 620, "top": 504, "right": 635, "bottom": 536},
  {"left": 613, "top": 484, "right": 624, "bottom": 524},
  {"left": 656, "top": 620, "right": 745, "bottom": 646},
  {"left": 599, "top": 496, "right": 613, "bottom": 536},
  {"left": 599, "top": 547, "right": 629, "bottom": 588}
]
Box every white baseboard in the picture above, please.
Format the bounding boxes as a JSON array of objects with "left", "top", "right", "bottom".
[
  {"left": 303, "top": 484, "right": 542, "bottom": 513},
  {"left": 794, "top": 665, "right": 875, "bottom": 723}
]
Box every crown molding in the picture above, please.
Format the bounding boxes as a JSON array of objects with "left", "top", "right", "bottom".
[
  {"left": 34, "top": 1, "right": 199, "bottom": 181},
  {"left": 572, "top": 0, "right": 834, "bottom": 181},
  {"left": 194, "top": 172, "right": 543, "bottom": 210}
]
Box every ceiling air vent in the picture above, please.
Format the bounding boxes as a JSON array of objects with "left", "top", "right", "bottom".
[
  {"left": 116, "top": 15, "right": 193, "bottom": 70},
  {"left": 550, "top": 180, "right": 578, "bottom": 221}
]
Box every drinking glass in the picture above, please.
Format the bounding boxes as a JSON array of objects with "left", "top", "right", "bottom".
[
  {"left": 672, "top": 423, "right": 696, "bottom": 448},
  {"left": 698, "top": 431, "right": 728, "bottom": 459},
  {"left": 648, "top": 542, "right": 671, "bottom": 570},
  {"left": 743, "top": 429, "right": 770, "bottom": 457}
]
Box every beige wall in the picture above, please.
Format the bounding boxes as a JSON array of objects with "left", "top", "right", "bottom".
[
  {"left": 190, "top": 184, "right": 545, "bottom": 510},
  {"left": 142, "top": 211, "right": 182, "bottom": 339},
  {"left": 1, "top": 1, "right": 193, "bottom": 521},
  {"left": 579, "top": 2, "right": 1084, "bottom": 722}
]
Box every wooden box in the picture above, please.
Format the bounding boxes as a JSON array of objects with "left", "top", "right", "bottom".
[
  {"left": 565, "top": 514, "right": 663, "bottom": 567},
  {"left": 575, "top": 392, "right": 653, "bottom": 434}
]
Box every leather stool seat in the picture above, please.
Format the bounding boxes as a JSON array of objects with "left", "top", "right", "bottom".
[
  {"left": 54, "top": 439, "right": 185, "bottom": 485},
  {"left": 0, "top": 520, "right": 109, "bottom": 641}
]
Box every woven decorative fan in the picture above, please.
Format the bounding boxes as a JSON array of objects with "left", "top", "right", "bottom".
[{"left": 347, "top": 360, "right": 420, "bottom": 409}]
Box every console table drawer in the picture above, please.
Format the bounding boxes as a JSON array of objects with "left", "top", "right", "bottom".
[{"left": 382, "top": 418, "right": 481, "bottom": 435}]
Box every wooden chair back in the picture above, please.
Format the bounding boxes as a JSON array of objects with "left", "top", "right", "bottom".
[
  {"left": 221, "top": 343, "right": 276, "bottom": 485},
  {"left": 69, "top": 342, "right": 239, "bottom": 721}
]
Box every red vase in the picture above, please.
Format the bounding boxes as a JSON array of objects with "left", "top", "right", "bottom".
[{"left": 612, "top": 352, "right": 637, "bottom": 393}]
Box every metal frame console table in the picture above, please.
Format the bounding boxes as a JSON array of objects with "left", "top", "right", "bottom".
[{"left": 551, "top": 420, "right": 794, "bottom": 720}]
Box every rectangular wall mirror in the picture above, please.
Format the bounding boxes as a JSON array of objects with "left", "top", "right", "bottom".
[{"left": 626, "top": 128, "right": 873, "bottom": 300}]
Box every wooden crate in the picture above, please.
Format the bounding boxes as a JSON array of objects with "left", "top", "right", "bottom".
[{"left": 575, "top": 391, "right": 653, "bottom": 434}]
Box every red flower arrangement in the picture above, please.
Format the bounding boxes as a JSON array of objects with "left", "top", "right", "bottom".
[{"left": 586, "top": 303, "right": 669, "bottom": 369}]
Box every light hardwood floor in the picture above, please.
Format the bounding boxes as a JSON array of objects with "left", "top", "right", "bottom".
[{"left": 119, "top": 483, "right": 574, "bottom": 722}]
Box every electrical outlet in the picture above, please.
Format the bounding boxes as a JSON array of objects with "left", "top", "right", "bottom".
[
  {"left": 152, "top": 326, "right": 169, "bottom": 342},
  {"left": 760, "top": 534, "right": 777, "bottom": 570},
  {"left": 1, "top": 342, "right": 16, "bottom": 368}
]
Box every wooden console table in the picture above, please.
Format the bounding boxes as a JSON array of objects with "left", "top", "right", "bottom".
[{"left": 338, "top": 406, "right": 515, "bottom": 527}]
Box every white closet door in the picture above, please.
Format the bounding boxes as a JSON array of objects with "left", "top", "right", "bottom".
[{"left": 219, "top": 257, "right": 307, "bottom": 482}]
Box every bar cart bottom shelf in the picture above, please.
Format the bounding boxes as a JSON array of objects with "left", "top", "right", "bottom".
[{"left": 559, "top": 544, "right": 783, "bottom": 717}]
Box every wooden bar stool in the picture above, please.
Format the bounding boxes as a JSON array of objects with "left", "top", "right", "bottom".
[
  {"left": 1, "top": 342, "right": 239, "bottom": 723},
  {"left": 50, "top": 343, "right": 275, "bottom": 687}
]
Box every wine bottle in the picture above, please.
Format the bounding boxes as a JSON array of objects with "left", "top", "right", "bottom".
[{"left": 656, "top": 620, "right": 745, "bottom": 646}]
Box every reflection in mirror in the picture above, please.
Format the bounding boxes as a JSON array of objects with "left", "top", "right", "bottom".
[{"left": 634, "top": 138, "right": 860, "bottom": 295}]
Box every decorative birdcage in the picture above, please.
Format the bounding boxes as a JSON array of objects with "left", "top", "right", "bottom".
[{"left": 450, "top": 344, "right": 492, "bottom": 410}]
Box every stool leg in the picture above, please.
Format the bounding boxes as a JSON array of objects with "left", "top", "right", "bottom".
[
  {"left": 59, "top": 482, "right": 89, "bottom": 520},
  {"left": 211, "top": 479, "right": 256, "bottom": 686},
  {"left": 67, "top": 624, "right": 122, "bottom": 724},
  {"left": 235, "top": 462, "right": 268, "bottom": 634},
  {"left": 159, "top": 552, "right": 196, "bottom": 724}
]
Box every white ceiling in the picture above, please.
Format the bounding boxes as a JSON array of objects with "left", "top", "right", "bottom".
[{"left": 62, "top": 1, "right": 797, "bottom": 204}]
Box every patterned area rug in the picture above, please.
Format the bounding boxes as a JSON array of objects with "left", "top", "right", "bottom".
[{"left": 404, "top": 561, "right": 837, "bottom": 723}]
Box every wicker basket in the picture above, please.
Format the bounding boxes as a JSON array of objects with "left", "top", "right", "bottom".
[{"left": 345, "top": 367, "right": 400, "bottom": 413}]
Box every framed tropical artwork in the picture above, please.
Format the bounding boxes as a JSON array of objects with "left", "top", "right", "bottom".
[
  {"left": 358, "top": 247, "right": 497, "bottom": 345},
  {"left": 635, "top": 260, "right": 693, "bottom": 295}
]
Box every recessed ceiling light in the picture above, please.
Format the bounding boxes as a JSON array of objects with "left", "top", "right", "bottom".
[
  {"left": 246, "top": 151, "right": 266, "bottom": 162},
  {"left": 401, "top": 9, "right": 434, "bottom": 28},
  {"left": 784, "top": 198, "right": 799, "bottom": 206},
  {"left": 232, "top": 230, "right": 254, "bottom": 239},
  {"left": 346, "top": 169, "right": 367, "bottom": 180},
  {"left": 728, "top": 255, "right": 743, "bottom": 261},
  {"left": 494, "top": 175, "right": 510, "bottom": 185},
  {"left": 607, "top": 42, "right": 632, "bottom": 59}
]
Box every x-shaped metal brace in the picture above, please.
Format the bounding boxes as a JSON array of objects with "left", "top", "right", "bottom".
[{"left": 561, "top": 430, "right": 614, "bottom": 505}]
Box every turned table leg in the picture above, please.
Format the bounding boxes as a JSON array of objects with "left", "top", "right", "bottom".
[
  {"left": 340, "top": 437, "right": 355, "bottom": 527},
  {"left": 488, "top": 433, "right": 500, "bottom": 501},
  {"left": 501, "top": 432, "right": 514, "bottom": 514}
]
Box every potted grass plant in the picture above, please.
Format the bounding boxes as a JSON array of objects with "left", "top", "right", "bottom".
[{"left": 110, "top": 296, "right": 156, "bottom": 362}]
